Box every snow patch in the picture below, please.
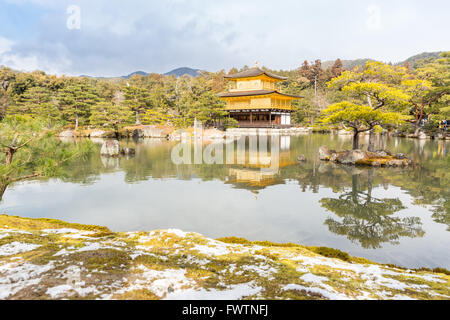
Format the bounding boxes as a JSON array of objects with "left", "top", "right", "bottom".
[
  {"left": 165, "top": 229, "right": 188, "bottom": 238},
  {"left": 0, "top": 261, "right": 54, "bottom": 299},
  {"left": 165, "top": 282, "right": 262, "bottom": 300},
  {"left": 0, "top": 242, "right": 41, "bottom": 256},
  {"left": 282, "top": 283, "right": 351, "bottom": 300}
]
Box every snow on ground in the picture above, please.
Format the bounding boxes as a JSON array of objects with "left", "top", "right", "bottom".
[
  {"left": 165, "top": 229, "right": 188, "bottom": 238},
  {"left": 165, "top": 282, "right": 262, "bottom": 300},
  {"left": 282, "top": 283, "right": 351, "bottom": 300},
  {"left": 0, "top": 216, "right": 448, "bottom": 300},
  {"left": 0, "top": 242, "right": 41, "bottom": 256},
  {"left": 0, "top": 261, "right": 54, "bottom": 299}
]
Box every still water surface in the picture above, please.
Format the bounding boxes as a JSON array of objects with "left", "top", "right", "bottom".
[{"left": 2, "top": 134, "right": 449, "bottom": 268}]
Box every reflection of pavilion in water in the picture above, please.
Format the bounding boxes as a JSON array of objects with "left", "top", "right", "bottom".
[{"left": 225, "top": 136, "right": 295, "bottom": 192}]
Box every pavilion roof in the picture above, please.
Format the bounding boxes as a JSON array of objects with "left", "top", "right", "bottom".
[
  {"left": 224, "top": 67, "right": 288, "bottom": 80},
  {"left": 217, "top": 90, "right": 302, "bottom": 99}
]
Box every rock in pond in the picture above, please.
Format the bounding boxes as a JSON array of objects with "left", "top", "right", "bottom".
[
  {"left": 417, "top": 132, "right": 428, "bottom": 139},
  {"left": 58, "top": 129, "right": 75, "bottom": 137},
  {"left": 335, "top": 149, "right": 366, "bottom": 164},
  {"left": 318, "top": 146, "right": 336, "bottom": 160},
  {"left": 100, "top": 140, "right": 120, "bottom": 157},
  {"left": 120, "top": 148, "right": 136, "bottom": 156},
  {"left": 89, "top": 129, "right": 115, "bottom": 138},
  {"left": 374, "top": 150, "right": 392, "bottom": 157},
  {"left": 297, "top": 154, "right": 307, "bottom": 162}
]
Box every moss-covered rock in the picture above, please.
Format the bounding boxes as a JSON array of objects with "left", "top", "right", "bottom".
[
  {"left": 0, "top": 215, "right": 448, "bottom": 300},
  {"left": 319, "top": 146, "right": 412, "bottom": 167}
]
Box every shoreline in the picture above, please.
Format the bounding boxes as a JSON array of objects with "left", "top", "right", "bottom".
[
  {"left": 57, "top": 125, "right": 450, "bottom": 141},
  {"left": 0, "top": 214, "right": 448, "bottom": 300}
]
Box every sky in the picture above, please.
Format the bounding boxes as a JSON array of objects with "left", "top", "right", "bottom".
[{"left": 0, "top": 0, "right": 448, "bottom": 77}]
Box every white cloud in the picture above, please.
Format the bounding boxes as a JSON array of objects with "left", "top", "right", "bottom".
[
  {"left": 0, "top": 37, "right": 14, "bottom": 55},
  {"left": 0, "top": 0, "right": 449, "bottom": 75}
]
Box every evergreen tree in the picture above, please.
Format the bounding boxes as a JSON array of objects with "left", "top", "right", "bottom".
[
  {"left": 321, "top": 101, "right": 402, "bottom": 149},
  {"left": 0, "top": 115, "right": 92, "bottom": 200},
  {"left": 58, "top": 79, "right": 99, "bottom": 130},
  {"left": 123, "top": 85, "right": 152, "bottom": 125},
  {"left": 15, "top": 86, "right": 60, "bottom": 124},
  {"left": 328, "top": 61, "right": 410, "bottom": 150},
  {"left": 89, "top": 101, "right": 132, "bottom": 131}
]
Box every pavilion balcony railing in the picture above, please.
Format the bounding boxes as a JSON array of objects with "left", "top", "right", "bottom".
[{"left": 236, "top": 121, "right": 293, "bottom": 128}]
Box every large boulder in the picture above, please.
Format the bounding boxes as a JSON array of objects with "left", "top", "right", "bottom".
[
  {"left": 128, "top": 125, "right": 174, "bottom": 139},
  {"left": 434, "top": 133, "right": 444, "bottom": 140},
  {"left": 336, "top": 150, "right": 365, "bottom": 164},
  {"left": 394, "top": 153, "right": 407, "bottom": 159},
  {"left": 318, "top": 146, "right": 335, "bottom": 160},
  {"left": 89, "top": 129, "right": 115, "bottom": 138},
  {"left": 120, "top": 148, "right": 136, "bottom": 156},
  {"left": 58, "top": 129, "right": 75, "bottom": 137},
  {"left": 417, "top": 132, "right": 428, "bottom": 139},
  {"left": 386, "top": 159, "right": 408, "bottom": 167},
  {"left": 374, "top": 150, "right": 392, "bottom": 157},
  {"left": 142, "top": 125, "right": 173, "bottom": 138},
  {"left": 100, "top": 140, "right": 120, "bottom": 157},
  {"left": 132, "top": 129, "right": 144, "bottom": 140}
]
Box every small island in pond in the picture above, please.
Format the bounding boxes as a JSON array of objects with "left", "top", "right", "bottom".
[{"left": 318, "top": 146, "right": 411, "bottom": 167}]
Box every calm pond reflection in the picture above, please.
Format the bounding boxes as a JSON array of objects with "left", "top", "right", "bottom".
[{"left": 2, "top": 133, "right": 449, "bottom": 268}]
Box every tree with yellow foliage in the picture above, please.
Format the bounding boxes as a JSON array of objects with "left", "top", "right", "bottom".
[
  {"left": 321, "top": 101, "right": 401, "bottom": 150},
  {"left": 327, "top": 61, "right": 410, "bottom": 150}
]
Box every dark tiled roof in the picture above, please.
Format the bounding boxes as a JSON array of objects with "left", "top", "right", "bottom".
[
  {"left": 224, "top": 67, "right": 288, "bottom": 80},
  {"left": 218, "top": 90, "right": 302, "bottom": 98}
]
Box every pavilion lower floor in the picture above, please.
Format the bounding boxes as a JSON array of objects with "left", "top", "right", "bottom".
[{"left": 227, "top": 109, "right": 293, "bottom": 128}]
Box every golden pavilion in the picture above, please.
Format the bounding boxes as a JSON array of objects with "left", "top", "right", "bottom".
[{"left": 218, "top": 64, "right": 301, "bottom": 128}]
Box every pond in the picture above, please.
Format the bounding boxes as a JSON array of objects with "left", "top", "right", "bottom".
[{"left": 1, "top": 133, "right": 449, "bottom": 269}]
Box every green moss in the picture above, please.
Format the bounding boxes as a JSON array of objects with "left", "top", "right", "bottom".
[
  {"left": 69, "top": 249, "right": 131, "bottom": 273},
  {"left": 1, "top": 215, "right": 449, "bottom": 300},
  {"left": 415, "top": 267, "right": 450, "bottom": 276},
  {"left": 306, "top": 246, "right": 351, "bottom": 262},
  {"left": 0, "top": 214, "right": 110, "bottom": 233},
  {"left": 216, "top": 237, "right": 252, "bottom": 245},
  {"left": 218, "top": 236, "right": 352, "bottom": 262}
]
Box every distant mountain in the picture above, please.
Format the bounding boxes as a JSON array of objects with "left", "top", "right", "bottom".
[
  {"left": 164, "top": 67, "right": 201, "bottom": 77},
  {"left": 322, "top": 58, "right": 373, "bottom": 70},
  {"left": 396, "top": 51, "right": 442, "bottom": 68},
  {"left": 119, "top": 67, "right": 201, "bottom": 79},
  {"left": 121, "top": 71, "right": 149, "bottom": 79},
  {"left": 321, "top": 52, "right": 442, "bottom": 71}
]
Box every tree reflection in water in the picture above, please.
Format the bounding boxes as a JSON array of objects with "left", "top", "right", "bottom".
[{"left": 320, "top": 170, "right": 425, "bottom": 249}]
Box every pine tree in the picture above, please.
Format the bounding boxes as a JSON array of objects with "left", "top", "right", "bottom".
[
  {"left": 89, "top": 101, "right": 132, "bottom": 131},
  {"left": 123, "top": 85, "right": 152, "bottom": 125},
  {"left": 321, "top": 102, "right": 402, "bottom": 149},
  {"left": 58, "top": 80, "right": 99, "bottom": 130},
  {"left": 327, "top": 61, "right": 410, "bottom": 150},
  {"left": 15, "top": 86, "right": 60, "bottom": 124}
]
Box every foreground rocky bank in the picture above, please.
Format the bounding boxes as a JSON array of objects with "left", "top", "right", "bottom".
[{"left": 0, "top": 215, "right": 448, "bottom": 300}]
